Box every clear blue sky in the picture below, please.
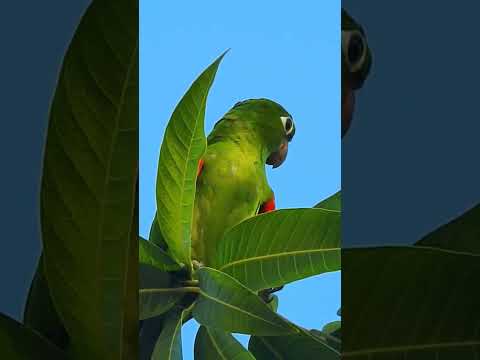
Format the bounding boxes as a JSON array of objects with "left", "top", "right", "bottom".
[{"left": 140, "top": 1, "right": 340, "bottom": 356}]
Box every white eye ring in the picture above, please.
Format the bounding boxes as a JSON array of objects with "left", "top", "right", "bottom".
[{"left": 281, "top": 116, "right": 294, "bottom": 135}]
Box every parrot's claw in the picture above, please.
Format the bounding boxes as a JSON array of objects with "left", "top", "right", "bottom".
[
  {"left": 258, "top": 285, "right": 284, "bottom": 303},
  {"left": 192, "top": 260, "right": 204, "bottom": 270}
]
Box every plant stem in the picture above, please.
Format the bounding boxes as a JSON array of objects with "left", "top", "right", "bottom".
[
  {"left": 140, "top": 287, "right": 200, "bottom": 295},
  {"left": 181, "top": 280, "right": 199, "bottom": 286}
]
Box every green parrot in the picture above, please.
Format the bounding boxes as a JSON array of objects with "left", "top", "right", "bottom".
[
  {"left": 191, "top": 98, "right": 295, "bottom": 267},
  {"left": 341, "top": 8, "right": 372, "bottom": 137}
]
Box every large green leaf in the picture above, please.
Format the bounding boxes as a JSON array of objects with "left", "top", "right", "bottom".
[
  {"left": 214, "top": 208, "right": 340, "bottom": 291},
  {"left": 343, "top": 246, "right": 480, "bottom": 359},
  {"left": 0, "top": 312, "right": 66, "bottom": 359},
  {"left": 139, "top": 264, "right": 183, "bottom": 321},
  {"left": 249, "top": 328, "right": 339, "bottom": 359},
  {"left": 155, "top": 51, "right": 227, "bottom": 267},
  {"left": 40, "top": 1, "right": 138, "bottom": 358},
  {"left": 139, "top": 236, "right": 180, "bottom": 272},
  {"left": 151, "top": 308, "right": 185, "bottom": 360},
  {"left": 23, "top": 255, "right": 68, "bottom": 350},
  {"left": 149, "top": 212, "right": 168, "bottom": 249},
  {"left": 194, "top": 326, "right": 255, "bottom": 360},
  {"left": 193, "top": 267, "right": 296, "bottom": 336},
  {"left": 314, "top": 191, "right": 341, "bottom": 211},
  {"left": 416, "top": 202, "right": 480, "bottom": 253}
]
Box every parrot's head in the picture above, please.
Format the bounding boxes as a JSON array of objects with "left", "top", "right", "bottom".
[
  {"left": 210, "top": 98, "right": 295, "bottom": 168},
  {"left": 342, "top": 8, "right": 372, "bottom": 137}
]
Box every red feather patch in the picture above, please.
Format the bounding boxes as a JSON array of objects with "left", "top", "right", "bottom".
[
  {"left": 259, "top": 196, "right": 276, "bottom": 214},
  {"left": 197, "top": 158, "right": 205, "bottom": 178}
]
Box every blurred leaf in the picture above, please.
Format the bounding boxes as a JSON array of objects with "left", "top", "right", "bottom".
[
  {"left": 249, "top": 328, "right": 339, "bottom": 359},
  {"left": 139, "top": 314, "right": 166, "bottom": 360},
  {"left": 214, "top": 208, "right": 340, "bottom": 291},
  {"left": 311, "top": 328, "right": 341, "bottom": 352},
  {"left": 194, "top": 326, "right": 255, "bottom": 360},
  {"left": 139, "top": 236, "right": 180, "bottom": 272},
  {"left": 416, "top": 202, "right": 480, "bottom": 253},
  {"left": 0, "top": 312, "right": 66, "bottom": 359},
  {"left": 322, "top": 321, "right": 341, "bottom": 335},
  {"left": 151, "top": 308, "right": 185, "bottom": 360},
  {"left": 40, "top": 1, "right": 138, "bottom": 359},
  {"left": 193, "top": 267, "right": 297, "bottom": 336},
  {"left": 314, "top": 191, "right": 341, "bottom": 211},
  {"left": 343, "top": 246, "right": 480, "bottom": 358},
  {"left": 337, "top": 307, "right": 341, "bottom": 316},
  {"left": 139, "top": 264, "right": 182, "bottom": 321},
  {"left": 23, "top": 255, "right": 68, "bottom": 350},
  {"left": 155, "top": 51, "right": 227, "bottom": 267}
]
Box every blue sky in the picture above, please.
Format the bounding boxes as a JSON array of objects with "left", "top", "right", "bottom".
[{"left": 140, "top": 1, "right": 340, "bottom": 356}]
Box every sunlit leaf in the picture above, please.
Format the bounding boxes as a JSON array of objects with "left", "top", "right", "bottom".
[
  {"left": 40, "top": 1, "right": 138, "bottom": 358},
  {"left": 322, "top": 321, "right": 341, "bottom": 335},
  {"left": 149, "top": 212, "right": 168, "bottom": 249},
  {"left": 194, "top": 326, "right": 255, "bottom": 360},
  {"left": 314, "top": 191, "right": 341, "bottom": 211},
  {"left": 193, "top": 267, "right": 297, "bottom": 336},
  {"left": 214, "top": 208, "right": 340, "bottom": 291},
  {"left": 155, "top": 51, "right": 227, "bottom": 266}
]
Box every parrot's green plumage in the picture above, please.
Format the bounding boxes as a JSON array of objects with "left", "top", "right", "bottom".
[{"left": 191, "top": 98, "right": 295, "bottom": 266}]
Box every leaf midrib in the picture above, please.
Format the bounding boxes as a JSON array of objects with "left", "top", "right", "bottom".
[
  {"left": 218, "top": 248, "right": 340, "bottom": 272},
  {"left": 206, "top": 329, "right": 228, "bottom": 360},
  {"left": 199, "top": 290, "right": 289, "bottom": 332},
  {"left": 95, "top": 35, "right": 138, "bottom": 359}
]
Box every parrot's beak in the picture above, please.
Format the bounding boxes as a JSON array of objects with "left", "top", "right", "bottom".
[{"left": 266, "top": 139, "right": 288, "bottom": 168}]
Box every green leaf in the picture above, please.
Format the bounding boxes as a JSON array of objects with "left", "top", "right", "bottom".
[
  {"left": 194, "top": 326, "right": 255, "bottom": 360},
  {"left": 310, "top": 328, "right": 341, "bottom": 352},
  {"left": 23, "top": 255, "right": 68, "bottom": 350},
  {"left": 155, "top": 51, "right": 227, "bottom": 267},
  {"left": 139, "top": 264, "right": 183, "bottom": 321},
  {"left": 267, "top": 295, "right": 279, "bottom": 312},
  {"left": 149, "top": 212, "right": 168, "bottom": 249},
  {"left": 314, "top": 191, "right": 341, "bottom": 211},
  {"left": 343, "top": 246, "right": 480, "bottom": 358},
  {"left": 249, "top": 328, "right": 339, "bottom": 360},
  {"left": 139, "top": 236, "right": 180, "bottom": 272},
  {"left": 151, "top": 308, "right": 185, "bottom": 360},
  {"left": 322, "top": 321, "right": 341, "bottom": 335},
  {"left": 193, "top": 267, "right": 296, "bottom": 336},
  {"left": 39, "top": 1, "right": 138, "bottom": 358},
  {"left": 416, "top": 202, "right": 480, "bottom": 253},
  {"left": 0, "top": 312, "right": 66, "bottom": 359},
  {"left": 214, "top": 208, "right": 340, "bottom": 291}
]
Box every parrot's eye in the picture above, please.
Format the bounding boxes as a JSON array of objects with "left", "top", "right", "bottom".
[
  {"left": 280, "top": 116, "right": 295, "bottom": 140},
  {"left": 342, "top": 30, "right": 367, "bottom": 73}
]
